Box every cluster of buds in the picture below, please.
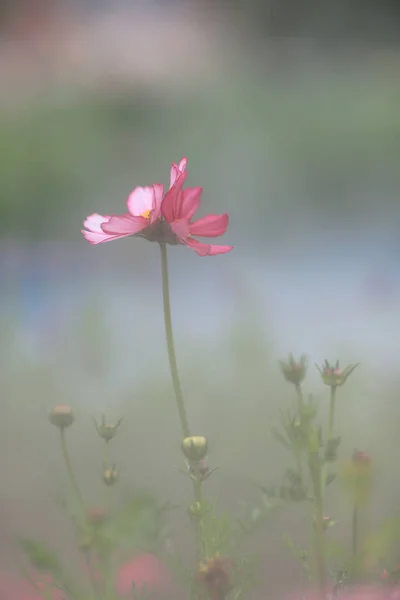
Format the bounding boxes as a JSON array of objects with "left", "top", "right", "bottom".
[
  {"left": 279, "top": 354, "right": 307, "bottom": 385},
  {"left": 93, "top": 415, "right": 122, "bottom": 442},
  {"left": 103, "top": 464, "right": 119, "bottom": 486},
  {"left": 196, "top": 554, "right": 235, "bottom": 600},
  {"left": 48, "top": 405, "right": 74, "bottom": 429},
  {"left": 316, "top": 360, "right": 359, "bottom": 387}
]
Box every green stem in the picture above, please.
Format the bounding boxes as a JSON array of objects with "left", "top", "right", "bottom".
[
  {"left": 328, "top": 386, "right": 337, "bottom": 440},
  {"left": 309, "top": 455, "right": 327, "bottom": 600},
  {"left": 59, "top": 427, "right": 84, "bottom": 508},
  {"left": 83, "top": 550, "right": 102, "bottom": 600},
  {"left": 159, "top": 242, "right": 191, "bottom": 439},
  {"left": 295, "top": 382, "right": 304, "bottom": 412},
  {"left": 352, "top": 503, "right": 358, "bottom": 558},
  {"left": 321, "top": 385, "right": 337, "bottom": 500},
  {"left": 294, "top": 383, "right": 304, "bottom": 486},
  {"left": 103, "top": 441, "right": 112, "bottom": 508}
]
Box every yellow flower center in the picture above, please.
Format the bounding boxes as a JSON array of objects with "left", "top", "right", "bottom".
[{"left": 141, "top": 209, "right": 152, "bottom": 220}]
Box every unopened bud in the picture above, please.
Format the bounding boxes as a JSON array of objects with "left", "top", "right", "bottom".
[
  {"left": 181, "top": 436, "right": 208, "bottom": 462},
  {"left": 94, "top": 415, "right": 122, "bottom": 442},
  {"left": 49, "top": 405, "right": 74, "bottom": 429},
  {"left": 103, "top": 466, "right": 119, "bottom": 486},
  {"left": 188, "top": 501, "right": 203, "bottom": 520},
  {"left": 316, "top": 360, "right": 359, "bottom": 387},
  {"left": 279, "top": 354, "right": 307, "bottom": 385}
]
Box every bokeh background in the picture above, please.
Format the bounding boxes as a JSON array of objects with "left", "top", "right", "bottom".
[{"left": 1, "top": 0, "right": 400, "bottom": 598}]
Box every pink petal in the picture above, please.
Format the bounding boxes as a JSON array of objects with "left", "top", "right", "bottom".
[
  {"left": 126, "top": 187, "right": 156, "bottom": 217},
  {"left": 83, "top": 213, "right": 111, "bottom": 231},
  {"left": 161, "top": 170, "right": 188, "bottom": 222},
  {"left": 185, "top": 237, "right": 233, "bottom": 256},
  {"left": 189, "top": 213, "right": 229, "bottom": 237},
  {"left": 169, "top": 157, "right": 187, "bottom": 188},
  {"left": 180, "top": 187, "right": 202, "bottom": 220},
  {"left": 150, "top": 183, "right": 164, "bottom": 223},
  {"left": 81, "top": 229, "right": 123, "bottom": 244},
  {"left": 101, "top": 214, "right": 147, "bottom": 235},
  {"left": 170, "top": 218, "right": 191, "bottom": 241},
  {"left": 82, "top": 213, "right": 121, "bottom": 244}
]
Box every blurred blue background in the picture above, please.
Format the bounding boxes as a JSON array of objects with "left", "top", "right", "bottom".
[{"left": 1, "top": 0, "right": 400, "bottom": 596}]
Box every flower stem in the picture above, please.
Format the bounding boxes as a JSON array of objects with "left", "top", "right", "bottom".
[
  {"left": 59, "top": 427, "right": 84, "bottom": 508},
  {"left": 295, "top": 382, "right": 304, "bottom": 413},
  {"left": 59, "top": 430, "right": 102, "bottom": 599},
  {"left": 352, "top": 503, "right": 358, "bottom": 558},
  {"left": 321, "top": 385, "right": 337, "bottom": 500},
  {"left": 294, "top": 383, "right": 304, "bottom": 486},
  {"left": 328, "top": 386, "right": 337, "bottom": 441},
  {"left": 159, "top": 242, "right": 191, "bottom": 439},
  {"left": 309, "top": 455, "right": 327, "bottom": 600}
]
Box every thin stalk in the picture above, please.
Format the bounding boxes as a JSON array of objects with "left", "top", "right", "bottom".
[
  {"left": 294, "top": 383, "right": 304, "bottom": 486},
  {"left": 309, "top": 455, "right": 327, "bottom": 600},
  {"left": 321, "top": 385, "right": 337, "bottom": 500},
  {"left": 327, "top": 386, "right": 337, "bottom": 441},
  {"left": 295, "top": 382, "right": 304, "bottom": 413},
  {"left": 59, "top": 427, "right": 84, "bottom": 508},
  {"left": 159, "top": 242, "right": 191, "bottom": 438},
  {"left": 83, "top": 550, "right": 101, "bottom": 600},
  {"left": 59, "top": 429, "right": 100, "bottom": 600},
  {"left": 352, "top": 503, "right": 358, "bottom": 558}
]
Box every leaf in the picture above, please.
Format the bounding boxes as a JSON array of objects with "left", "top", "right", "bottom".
[{"left": 18, "top": 538, "right": 62, "bottom": 575}]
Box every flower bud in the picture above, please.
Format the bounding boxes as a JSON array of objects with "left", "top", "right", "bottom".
[
  {"left": 188, "top": 501, "right": 203, "bottom": 520},
  {"left": 181, "top": 436, "right": 208, "bottom": 461},
  {"left": 316, "top": 360, "right": 359, "bottom": 387},
  {"left": 279, "top": 354, "right": 307, "bottom": 385},
  {"left": 197, "top": 554, "right": 235, "bottom": 600},
  {"left": 94, "top": 415, "right": 122, "bottom": 442},
  {"left": 103, "top": 466, "right": 119, "bottom": 486},
  {"left": 48, "top": 405, "right": 74, "bottom": 429}
]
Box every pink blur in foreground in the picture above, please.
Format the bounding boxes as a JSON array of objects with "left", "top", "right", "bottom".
[
  {"left": 116, "top": 553, "right": 176, "bottom": 598},
  {"left": 0, "top": 572, "right": 64, "bottom": 600}
]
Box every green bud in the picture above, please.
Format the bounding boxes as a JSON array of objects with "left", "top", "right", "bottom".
[
  {"left": 93, "top": 415, "right": 122, "bottom": 442},
  {"left": 49, "top": 405, "right": 74, "bottom": 429},
  {"left": 103, "top": 466, "right": 119, "bottom": 486},
  {"left": 279, "top": 354, "right": 307, "bottom": 385},
  {"left": 316, "top": 360, "right": 359, "bottom": 387},
  {"left": 181, "top": 436, "right": 208, "bottom": 461}
]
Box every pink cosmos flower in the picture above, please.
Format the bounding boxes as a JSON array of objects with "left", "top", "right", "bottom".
[{"left": 82, "top": 157, "right": 233, "bottom": 256}]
